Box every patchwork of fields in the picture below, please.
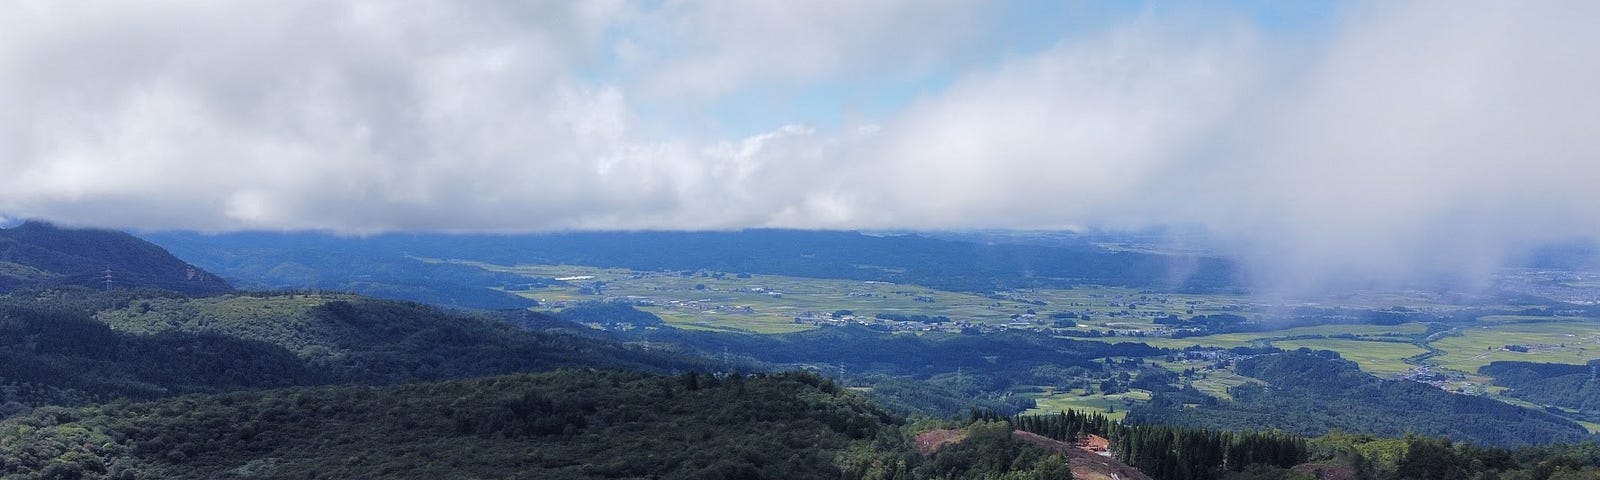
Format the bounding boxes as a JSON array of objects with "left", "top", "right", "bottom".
[
  {"left": 452, "top": 261, "right": 1260, "bottom": 334},
  {"left": 450, "top": 259, "right": 1600, "bottom": 420},
  {"left": 1430, "top": 317, "right": 1600, "bottom": 372}
]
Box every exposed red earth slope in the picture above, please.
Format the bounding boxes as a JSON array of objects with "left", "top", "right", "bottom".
[{"left": 914, "top": 428, "right": 1153, "bottom": 480}]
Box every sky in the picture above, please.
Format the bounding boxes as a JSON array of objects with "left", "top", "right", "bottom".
[{"left": 2, "top": 0, "right": 1599, "bottom": 287}]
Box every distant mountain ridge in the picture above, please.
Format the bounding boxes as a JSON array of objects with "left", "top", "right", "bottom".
[
  {"left": 143, "top": 229, "right": 1243, "bottom": 300},
  {"left": 0, "top": 221, "right": 232, "bottom": 295}
]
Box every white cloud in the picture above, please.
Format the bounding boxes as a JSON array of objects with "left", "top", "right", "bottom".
[
  {"left": 2, "top": 0, "right": 1599, "bottom": 288},
  {"left": 0, "top": 0, "right": 915, "bottom": 233},
  {"left": 843, "top": 16, "right": 1264, "bottom": 229},
  {"left": 1197, "top": 0, "right": 1600, "bottom": 288}
]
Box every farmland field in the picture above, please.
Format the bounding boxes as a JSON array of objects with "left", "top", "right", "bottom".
[
  {"left": 1269, "top": 338, "right": 1426, "bottom": 377},
  {"left": 1024, "top": 388, "right": 1150, "bottom": 421},
  {"left": 1429, "top": 317, "right": 1600, "bottom": 372},
  {"left": 1127, "top": 323, "right": 1428, "bottom": 351},
  {"left": 1187, "top": 369, "right": 1266, "bottom": 400},
  {"left": 445, "top": 259, "right": 1598, "bottom": 388},
  {"left": 445, "top": 260, "right": 1270, "bottom": 334},
  {"left": 649, "top": 308, "right": 815, "bottom": 334}
]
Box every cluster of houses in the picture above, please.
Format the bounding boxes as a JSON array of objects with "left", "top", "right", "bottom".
[
  {"left": 786, "top": 308, "right": 1235, "bottom": 336},
  {"left": 1502, "top": 343, "right": 1568, "bottom": 353},
  {"left": 657, "top": 298, "right": 755, "bottom": 315},
  {"left": 566, "top": 294, "right": 759, "bottom": 316},
  {"left": 1399, "top": 366, "right": 1479, "bottom": 394},
  {"left": 791, "top": 312, "right": 859, "bottom": 327},
  {"left": 786, "top": 310, "right": 1173, "bottom": 335},
  {"left": 1168, "top": 348, "right": 1258, "bottom": 370},
  {"left": 790, "top": 311, "right": 989, "bottom": 332}
]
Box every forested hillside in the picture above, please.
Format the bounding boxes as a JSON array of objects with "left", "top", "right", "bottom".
[
  {"left": 1005, "top": 409, "right": 1307, "bottom": 480},
  {"left": 0, "top": 370, "right": 1076, "bottom": 480},
  {"left": 112, "top": 240, "right": 538, "bottom": 309},
  {"left": 3, "top": 224, "right": 1596, "bottom": 480},
  {"left": 641, "top": 324, "right": 1159, "bottom": 377},
  {"left": 0, "top": 288, "right": 720, "bottom": 416},
  {"left": 0, "top": 222, "right": 231, "bottom": 296},
  {"left": 1129, "top": 351, "right": 1592, "bottom": 447},
  {"left": 631, "top": 323, "right": 1161, "bottom": 415},
  {"left": 1481, "top": 360, "right": 1600, "bottom": 420},
  {"left": 89, "top": 292, "right": 720, "bottom": 382},
  {"left": 0, "top": 292, "right": 321, "bottom": 404}
]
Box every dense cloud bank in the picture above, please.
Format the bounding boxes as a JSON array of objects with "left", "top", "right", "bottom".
[{"left": 2, "top": 0, "right": 1597, "bottom": 287}]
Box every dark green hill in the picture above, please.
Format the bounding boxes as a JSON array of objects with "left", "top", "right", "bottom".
[
  {"left": 0, "top": 370, "right": 896, "bottom": 480},
  {"left": 0, "top": 369, "right": 1094, "bottom": 480},
  {"left": 622, "top": 320, "right": 1162, "bottom": 416},
  {"left": 92, "top": 291, "right": 721, "bottom": 382},
  {"left": 0, "top": 293, "right": 322, "bottom": 405},
  {"left": 1481, "top": 360, "right": 1600, "bottom": 421},
  {"left": 1128, "top": 351, "right": 1592, "bottom": 447},
  {"left": 130, "top": 231, "right": 541, "bottom": 309},
  {"left": 0, "top": 289, "right": 721, "bottom": 415},
  {"left": 0, "top": 222, "right": 232, "bottom": 296}
]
